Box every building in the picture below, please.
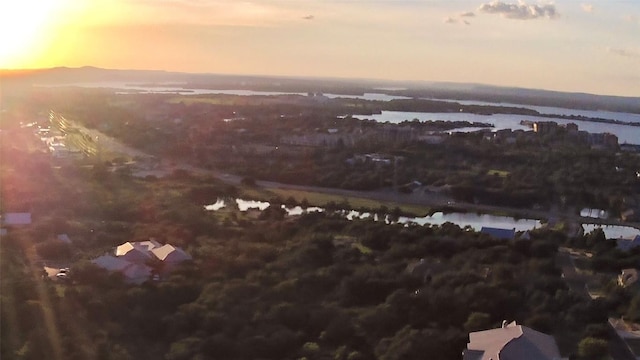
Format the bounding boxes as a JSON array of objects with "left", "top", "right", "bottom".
[
  {"left": 565, "top": 123, "right": 579, "bottom": 132},
  {"left": 463, "top": 321, "right": 564, "bottom": 360},
  {"left": 2, "top": 212, "right": 32, "bottom": 226},
  {"left": 616, "top": 235, "right": 640, "bottom": 252},
  {"left": 91, "top": 239, "right": 191, "bottom": 284},
  {"left": 57, "top": 234, "right": 72, "bottom": 244},
  {"left": 533, "top": 121, "right": 558, "bottom": 135},
  {"left": 480, "top": 227, "right": 516, "bottom": 241},
  {"left": 618, "top": 269, "right": 639, "bottom": 288},
  {"left": 116, "top": 242, "right": 154, "bottom": 263}
]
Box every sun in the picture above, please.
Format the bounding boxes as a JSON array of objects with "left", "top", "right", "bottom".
[{"left": 0, "top": 0, "right": 69, "bottom": 68}]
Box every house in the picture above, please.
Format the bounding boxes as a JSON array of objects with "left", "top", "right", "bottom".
[
  {"left": 616, "top": 235, "right": 640, "bottom": 252},
  {"left": 580, "top": 208, "right": 609, "bottom": 219},
  {"left": 92, "top": 255, "right": 154, "bottom": 284},
  {"left": 480, "top": 227, "right": 516, "bottom": 241},
  {"left": 122, "top": 263, "right": 154, "bottom": 285},
  {"left": 116, "top": 240, "right": 191, "bottom": 268},
  {"left": 92, "top": 240, "right": 190, "bottom": 284},
  {"left": 463, "top": 321, "right": 564, "bottom": 360},
  {"left": 151, "top": 244, "right": 192, "bottom": 264},
  {"left": 115, "top": 242, "right": 153, "bottom": 263},
  {"left": 518, "top": 231, "right": 531, "bottom": 241},
  {"left": 621, "top": 209, "right": 638, "bottom": 222},
  {"left": 618, "top": 269, "right": 639, "bottom": 288},
  {"left": 2, "top": 212, "right": 32, "bottom": 226},
  {"left": 57, "top": 234, "right": 72, "bottom": 244},
  {"left": 92, "top": 255, "right": 132, "bottom": 272}
]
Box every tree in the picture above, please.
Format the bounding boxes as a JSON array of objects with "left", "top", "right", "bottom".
[
  {"left": 577, "top": 337, "right": 608, "bottom": 359},
  {"left": 464, "top": 312, "right": 491, "bottom": 332},
  {"left": 586, "top": 228, "right": 606, "bottom": 249}
]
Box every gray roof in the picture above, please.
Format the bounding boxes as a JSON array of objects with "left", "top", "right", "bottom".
[
  {"left": 2, "top": 213, "right": 32, "bottom": 225},
  {"left": 464, "top": 322, "right": 562, "bottom": 360},
  {"left": 616, "top": 236, "right": 640, "bottom": 252},
  {"left": 480, "top": 227, "right": 516, "bottom": 240}
]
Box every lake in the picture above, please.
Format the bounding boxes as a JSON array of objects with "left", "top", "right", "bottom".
[
  {"left": 45, "top": 82, "right": 640, "bottom": 144},
  {"left": 205, "top": 199, "right": 640, "bottom": 239},
  {"left": 352, "top": 111, "right": 640, "bottom": 145},
  {"left": 41, "top": 82, "right": 409, "bottom": 101},
  {"left": 449, "top": 99, "right": 640, "bottom": 124}
]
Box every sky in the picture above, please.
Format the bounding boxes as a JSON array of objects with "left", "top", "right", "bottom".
[{"left": 0, "top": 0, "right": 639, "bottom": 96}]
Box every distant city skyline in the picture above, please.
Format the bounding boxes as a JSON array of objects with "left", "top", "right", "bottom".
[{"left": 1, "top": 0, "right": 639, "bottom": 96}]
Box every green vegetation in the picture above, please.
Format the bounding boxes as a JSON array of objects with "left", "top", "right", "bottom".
[
  {"left": 2, "top": 85, "right": 639, "bottom": 360},
  {"left": 39, "top": 87, "right": 640, "bottom": 219},
  {"left": 260, "top": 188, "right": 431, "bottom": 217}
]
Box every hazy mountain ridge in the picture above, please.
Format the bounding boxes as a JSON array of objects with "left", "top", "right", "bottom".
[{"left": 2, "top": 66, "right": 639, "bottom": 113}]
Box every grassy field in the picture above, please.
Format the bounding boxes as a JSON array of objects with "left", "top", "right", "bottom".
[{"left": 240, "top": 187, "right": 432, "bottom": 216}]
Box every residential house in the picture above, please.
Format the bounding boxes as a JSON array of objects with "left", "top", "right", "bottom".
[
  {"left": 618, "top": 269, "right": 639, "bottom": 288},
  {"left": 151, "top": 244, "right": 193, "bottom": 272},
  {"left": 92, "top": 255, "right": 154, "bottom": 284},
  {"left": 621, "top": 209, "right": 638, "bottom": 222},
  {"left": 57, "top": 234, "right": 72, "bottom": 244},
  {"left": 92, "top": 239, "right": 191, "bottom": 284},
  {"left": 463, "top": 321, "right": 564, "bottom": 360},
  {"left": 480, "top": 227, "right": 516, "bottom": 241},
  {"left": 2, "top": 212, "right": 32, "bottom": 226},
  {"left": 115, "top": 242, "right": 154, "bottom": 263},
  {"left": 616, "top": 235, "right": 640, "bottom": 252},
  {"left": 92, "top": 255, "right": 133, "bottom": 273}
]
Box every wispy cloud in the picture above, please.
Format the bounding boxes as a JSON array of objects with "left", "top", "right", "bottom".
[
  {"left": 443, "top": 16, "right": 470, "bottom": 25},
  {"left": 460, "top": 11, "right": 475, "bottom": 17},
  {"left": 623, "top": 15, "right": 640, "bottom": 25},
  {"left": 478, "top": 1, "right": 559, "bottom": 20},
  {"left": 581, "top": 4, "right": 594, "bottom": 13},
  {"left": 607, "top": 47, "right": 640, "bottom": 60},
  {"left": 302, "top": 15, "right": 314, "bottom": 20}
]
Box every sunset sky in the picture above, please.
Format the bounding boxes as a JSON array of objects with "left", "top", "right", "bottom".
[{"left": 1, "top": 0, "right": 639, "bottom": 96}]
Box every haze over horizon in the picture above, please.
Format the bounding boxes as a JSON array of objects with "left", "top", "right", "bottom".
[{"left": 1, "top": 0, "right": 639, "bottom": 97}]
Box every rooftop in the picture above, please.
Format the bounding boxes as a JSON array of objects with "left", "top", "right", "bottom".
[{"left": 464, "top": 321, "right": 563, "bottom": 360}]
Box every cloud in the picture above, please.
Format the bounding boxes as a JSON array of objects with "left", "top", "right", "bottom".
[
  {"left": 607, "top": 47, "right": 640, "bottom": 60},
  {"left": 478, "top": 1, "right": 559, "bottom": 20},
  {"left": 460, "top": 11, "right": 475, "bottom": 17},
  {"left": 444, "top": 16, "right": 470, "bottom": 25},
  {"left": 581, "top": 4, "right": 593, "bottom": 13},
  {"left": 302, "top": 15, "right": 314, "bottom": 20},
  {"left": 623, "top": 15, "right": 640, "bottom": 25}
]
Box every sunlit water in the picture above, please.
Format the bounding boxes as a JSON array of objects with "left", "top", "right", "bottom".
[
  {"left": 352, "top": 111, "right": 640, "bottom": 145},
  {"left": 205, "top": 199, "right": 640, "bottom": 239}
]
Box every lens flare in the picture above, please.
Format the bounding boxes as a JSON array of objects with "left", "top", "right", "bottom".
[{"left": 0, "top": 0, "right": 69, "bottom": 68}]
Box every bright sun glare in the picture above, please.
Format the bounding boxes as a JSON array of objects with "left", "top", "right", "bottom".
[{"left": 0, "top": 0, "right": 68, "bottom": 68}]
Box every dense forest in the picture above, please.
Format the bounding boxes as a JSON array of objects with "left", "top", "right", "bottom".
[
  {"left": 2, "top": 87, "right": 640, "bottom": 360},
  {"left": 41, "top": 89, "right": 640, "bottom": 215}
]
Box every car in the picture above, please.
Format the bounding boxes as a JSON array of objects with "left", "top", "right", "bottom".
[
  {"left": 55, "top": 273, "right": 68, "bottom": 280},
  {"left": 58, "top": 268, "right": 70, "bottom": 274}
]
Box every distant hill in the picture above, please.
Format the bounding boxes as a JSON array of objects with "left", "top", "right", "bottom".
[{"left": 2, "top": 66, "right": 638, "bottom": 113}]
